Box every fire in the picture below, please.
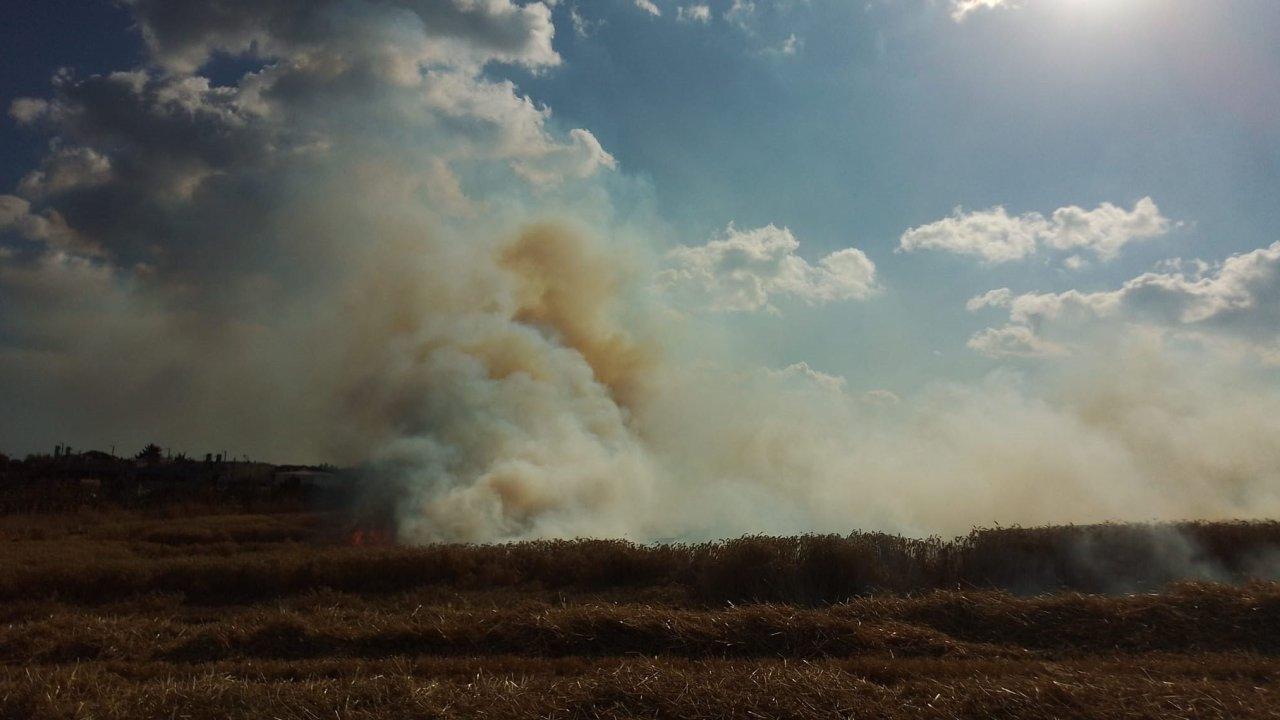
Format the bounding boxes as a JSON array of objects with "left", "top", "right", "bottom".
[{"left": 348, "top": 527, "right": 395, "bottom": 547}]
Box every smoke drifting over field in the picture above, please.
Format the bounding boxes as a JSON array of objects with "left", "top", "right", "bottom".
[{"left": 3, "top": 0, "right": 1280, "bottom": 541}]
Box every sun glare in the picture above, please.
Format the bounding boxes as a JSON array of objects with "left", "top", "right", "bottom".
[{"left": 1058, "top": 0, "right": 1149, "bottom": 17}]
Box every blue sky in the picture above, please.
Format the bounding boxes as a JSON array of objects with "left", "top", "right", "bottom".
[
  {"left": 504, "top": 0, "right": 1280, "bottom": 388},
  {"left": 1, "top": 2, "right": 135, "bottom": 189}
]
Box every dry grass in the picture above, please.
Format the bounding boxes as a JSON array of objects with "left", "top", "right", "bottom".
[
  {"left": 5, "top": 655, "right": 1277, "bottom": 719},
  {"left": 3, "top": 511, "right": 1280, "bottom": 718},
  {"left": 2, "top": 513, "right": 1277, "bottom": 603}
]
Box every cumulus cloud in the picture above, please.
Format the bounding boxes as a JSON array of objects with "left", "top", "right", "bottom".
[
  {"left": 657, "top": 223, "right": 878, "bottom": 312},
  {"left": 950, "top": 0, "right": 1022, "bottom": 22},
  {"left": 899, "top": 198, "right": 1171, "bottom": 265},
  {"left": 124, "top": 0, "right": 561, "bottom": 73},
  {"left": 967, "top": 324, "right": 1067, "bottom": 359},
  {"left": 1043, "top": 198, "right": 1173, "bottom": 260},
  {"left": 634, "top": 0, "right": 662, "bottom": 16},
  {"left": 676, "top": 4, "right": 711, "bottom": 23},
  {"left": 967, "top": 242, "right": 1280, "bottom": 360},
  {"left": 3, "top": 4, "right": 613, "bottom": 271},
  {"left": 17, "top": 147, "right": 112, "bottom": 200},
  {"left": 901, "top": 206, "right": 1040, "bottom": 263},
  {"left": 512, "top": 127, "right": 618, "bottom": 186},
  {"left": 0, "top": 195, "right": 97, "bottom": 256}
]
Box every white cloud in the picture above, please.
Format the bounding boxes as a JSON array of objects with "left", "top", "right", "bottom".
[
  {"left": 354, "top": 60, "right": 615, "bottom": 187},
  {"left": 899, "top": 197, "right": 1172, "bottom": 265},
  {"left": 17, "top": 147, "right": 112, "bottom": 199},
  {"left": 967, "top": 324, "right": 1067, "bottom": 359},
  {"left": 725, "top": 0, "right": 755, "bottom": 29},
  {"left": 1063, "top": 254, "right": 1089, "bottom": 271},
  {"left": 676, "top": 4, "right": 711, "bottom": 22},
  {"left": 512, "top": 128, "right": 618, "bottom": 186},
  {"left": 769, "top": 33, "right": 802, "bottom": 56},
  {"left": 658, "top": 223, "right": 878, "bottom": 313},
  {"left": 634, "top": 0, "right": 662, "bottom": 16},
  {"left": 769, "top": 362, "right": 849, "bottom": 394},
  {"left": 900, "top": 206, "right": 1040, "bottom": 263},
  {"left": 966, "top": 242, "right": 1280, "bottom": 361},
  {"left": 1043, "top": 197, "right": 1172, "bottom": 260},
  {"left": 707, "top": 0, "right": 800, "bottom": 57},
  {"left": 569, "top": 6, "right": 597, "bottom": 37},
  {"left": 965, "top": 287, "right": 1013, "bottom": 313},
  {"left": 966, "top": 286, "right": 1120, "bottom": 325},
  {"left": 950, "top": 0, "right": 1023, "bottom": 22},
  {"left": 127, "top": 0, "right": 562, "bottom": 73},
  {"left": 0, "top": 195, "right": 98, "bottom": 255},
  {"left": 9, "top": 98, "right": 49, "bottom": 124}
]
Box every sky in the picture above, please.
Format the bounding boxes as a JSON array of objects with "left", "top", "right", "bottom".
[
  {"left": 2, "top": 0, "right": 1280, "bottom": 539},
  {"left": 525, "top": 0, "right": 1280, "bottom": 386}
]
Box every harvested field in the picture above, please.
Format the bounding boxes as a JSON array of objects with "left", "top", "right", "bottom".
[{"left": 3, "top": 512, "right": 1280, "bottom": 718}]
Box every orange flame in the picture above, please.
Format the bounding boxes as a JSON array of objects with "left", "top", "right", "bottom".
[{"left": 349, "top": 527, "right": 394, "bottom": 547}]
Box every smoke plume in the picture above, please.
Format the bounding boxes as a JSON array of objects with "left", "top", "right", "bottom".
[{"left": 3, "top": 0, "right": 1279, "bottom": 542}]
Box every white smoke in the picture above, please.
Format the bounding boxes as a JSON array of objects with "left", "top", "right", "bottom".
[{"left": 3, "top": 0, "right": 1280, "bottom": 542}]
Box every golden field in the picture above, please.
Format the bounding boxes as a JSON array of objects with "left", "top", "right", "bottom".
[{"left": 2, "top": 511, "right": 1279, "bottom": 719}]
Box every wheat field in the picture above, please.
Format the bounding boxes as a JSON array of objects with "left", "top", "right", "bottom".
[{"left": 2, "top": 511, "right": 1279, "bottom": 719}]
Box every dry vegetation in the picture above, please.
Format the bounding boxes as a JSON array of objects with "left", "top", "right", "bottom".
[{"left": 3, "top": 511, "right": 1279, "bottom": 718}]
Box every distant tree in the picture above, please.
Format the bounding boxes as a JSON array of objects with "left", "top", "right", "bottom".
[{"left": 136, "top": 444, "right": 164, "bottom": 463}]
